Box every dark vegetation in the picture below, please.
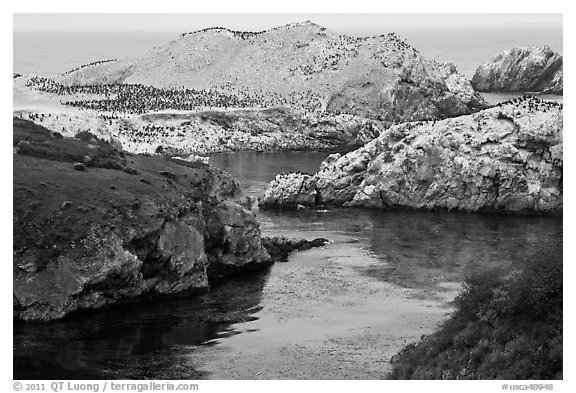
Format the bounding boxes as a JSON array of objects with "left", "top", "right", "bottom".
[
  {"left": 13, "top": 118, "right": 239, "bottom": 273},
  {"left": 388, "top": 248, "right": 562, "bottom": 380}
]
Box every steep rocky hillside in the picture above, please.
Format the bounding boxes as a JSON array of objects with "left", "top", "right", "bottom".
[
  {"left": 13, "top": 118, "right": 271, "bottom": 321},
  {"left": 261, "top": 96, "right": 562, "bottom": 215},
  {"left": 472, "top": 46, "right": 563, "bottom": 94},
  {"left": 56, "top": 21, "right": 486, "bottom": 121}
]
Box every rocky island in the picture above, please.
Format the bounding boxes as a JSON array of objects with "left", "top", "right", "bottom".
[
  {"left": 56, "top": 21, "right": 486, "bottom": 121},
  {"left": 12, "top": 22, "right": 492, "bottom": 322},
  {"left": 262, "top": 96, "right": 562, "bottom": 215},
  {"left": 13, "top": 17, "right": 563, "bottom": 381},
  {"left": 471, "top": 46, "right": 563, "bottom": 94},
  {"left": 14, "top": 22, "right": 488, "bottom": 158}
]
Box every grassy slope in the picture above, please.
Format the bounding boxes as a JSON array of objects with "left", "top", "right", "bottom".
[
  {"left": 13, "top": 118, "right": 238, "bottom": 273},
  {"left": 388, "top": 248, "right": 562, "bottom": 380}
]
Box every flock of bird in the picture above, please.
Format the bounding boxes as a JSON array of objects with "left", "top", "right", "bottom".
[{"left": 495, "top": 95, "right": 563, "bottom": 112}]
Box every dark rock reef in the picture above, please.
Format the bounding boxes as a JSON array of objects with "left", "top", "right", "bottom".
[
  {"left": 471, "top": 46, "right": 563, "bottom": 94},
  {"left": 261, "top": 96, "right": 562, "bottom": 215},
  {"left": 262, "top": 236, "right": 329, "bottom": 262},
  {"left": 13, "top": 118, "right": 271, "bottom": 321}
]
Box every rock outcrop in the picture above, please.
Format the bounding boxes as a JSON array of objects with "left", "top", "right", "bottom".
[
  {"left": 55, "top": 21, "right": 486, "bottom": 121},
  {"left": 126, "top": 108, "right": 384, "bottom": 155},
  {"left": 471, "top": 46, "right": 563, "bottom": 94},
  {"left": 261, "top": 172, "right": 319, "bottom": 209},
  {"left": 13, "top": 119, "right": 271, "bottom": 321},
  {"left": 262, "top": 236, "right": 329, "bottom": 262},
  {"left": 261, "top": 96, "right": 562, "bottom": 215},
  {"left": 14, "top": 104, "right": 384, "bottom": 156}
]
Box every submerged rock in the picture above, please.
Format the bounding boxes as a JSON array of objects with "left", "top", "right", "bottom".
[
  {"left": 471, "top": 46, "right": 563, "bottom": 94},
  {"left": 261, "top": 96, "right": 562, "bottom": 215},
  {"left": 13, "top": 119, "right": 271, "bottom": 321},
  {"left": 262, "top": 236, "right": 329, "bottom": 262}
]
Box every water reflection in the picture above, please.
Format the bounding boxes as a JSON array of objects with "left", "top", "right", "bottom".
[
  {"left": 14, "top": 151, "right": 563, "bottom": 380},
  {"left": 258, "top": 208, "right": 562, "bottom": 292},
  {"left": 209, "top": 151, "right": 330, "bottom": 198},
  {"left": 14, "top": 270, "right": 271, "bottom": 379},
  {"left": 212, "top": 150, "right": 562, "bottom": 293}
]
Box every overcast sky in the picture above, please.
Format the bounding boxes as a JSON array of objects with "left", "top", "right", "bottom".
[{"left": 14, "top": 13, "right": 562, "bottom": 35}]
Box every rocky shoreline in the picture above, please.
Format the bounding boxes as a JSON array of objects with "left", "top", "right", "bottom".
[
  {"left": 261, "top": 96, "right": 562, "bottom": 215},
  {"left": 13, "top": 18, "right": 564, "bottom": 381},
  {"left": 12, "top": 118, "right": 272, "bottom": 321},
  {"left": 12, "top": 116, "right": 338, "bottom": 322}
]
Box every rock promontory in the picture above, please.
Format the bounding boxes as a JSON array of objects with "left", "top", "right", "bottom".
[
  {"left": 13, "top": 118, "right": 271, "bottom": 321},
  {"left": 261, "top": 96, "right": 562, "bottom": 215},
  {"left": 471, "top": 46, "right": 563, "bottom": 94}
]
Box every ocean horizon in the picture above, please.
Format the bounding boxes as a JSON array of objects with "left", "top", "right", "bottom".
[
  {"left": 13, "top": 14, "right": 564, "bottom": 382},
  {"left": 13, "top": 27, "right": 563, "bottom": 80}
]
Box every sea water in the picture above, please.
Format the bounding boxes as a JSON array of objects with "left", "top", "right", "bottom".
[{"left": 13, "top": 28, "right": 562, "bottom": 79}]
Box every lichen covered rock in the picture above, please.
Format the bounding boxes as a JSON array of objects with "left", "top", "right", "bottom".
[
  {"left": 471, "top": 46, "right": 563, "bottom": 94},
  {"left": 261, "top": 172, "right": 318, "bottom": 209},
  {"left": 261, "top": 96, "right": 562, "bottom": 215}
]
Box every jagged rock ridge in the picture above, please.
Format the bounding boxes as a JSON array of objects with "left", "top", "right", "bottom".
[
  {"left": 471, "top": 46, "right": 563, "bottom": 94},
  {"left": 261, "top": 96, "right": 562, "bottom": 215}
]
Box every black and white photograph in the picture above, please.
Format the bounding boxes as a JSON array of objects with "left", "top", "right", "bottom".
[{"left": 9, "top": 2, "right": 568, "bottom": 388}]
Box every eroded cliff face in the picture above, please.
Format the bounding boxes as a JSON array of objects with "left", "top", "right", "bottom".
[
  {"left": 262, "top": 97, "right": 562, "bottom": 215},
  {"left": 327, "top": 59, "right": 486, "bottom": 122},
  {"left": 13, "top": 120, "right": 271, "bottom": 321},
  {"left": 471, "top": 46, "right": 563, "bottom": 94}
]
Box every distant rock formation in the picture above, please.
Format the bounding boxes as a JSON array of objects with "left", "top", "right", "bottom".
[
  {"left": 261, "top": 96, "right": 563, "bottom": 215},
  {"left": 13, "top": 118, "right": 272, "bottom": 321},
  {"left": 471, "top": 46, "right": 563, "bottom": 94},
  {"left": 56, "top": 21, "right": 487, "bottom": 121},
  {"left": 14, "top": 102, "right": 384, "bottom": 155}
]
